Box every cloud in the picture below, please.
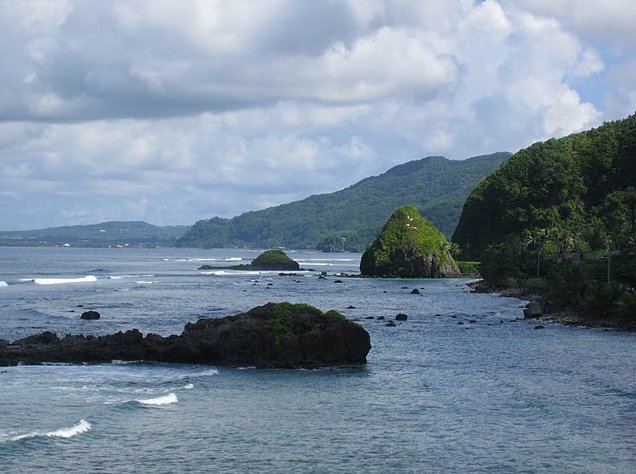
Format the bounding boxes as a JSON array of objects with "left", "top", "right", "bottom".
[{"left": 0, "top": 0, "right": 633, "bottom": 230}]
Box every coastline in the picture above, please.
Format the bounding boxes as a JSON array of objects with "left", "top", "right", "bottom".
[{"left": 468, "top": 279, "right": 636, "bottom": 332}]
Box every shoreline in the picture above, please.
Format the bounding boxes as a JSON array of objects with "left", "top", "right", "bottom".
[{"left": 468, "top": 280, "right": 636, "bottom": 332}]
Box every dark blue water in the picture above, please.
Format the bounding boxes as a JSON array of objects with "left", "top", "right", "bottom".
[{"left": 1, "top": 247, "right": 635, "bottom": 473}]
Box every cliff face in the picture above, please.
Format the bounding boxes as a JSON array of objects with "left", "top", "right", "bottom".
[{"left": 360, "top": 205, "right": 460, "bottom": 278}]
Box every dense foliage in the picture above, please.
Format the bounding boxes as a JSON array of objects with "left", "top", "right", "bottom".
[
  {"left": 453, "top": 113, "right": 636, "bottom": 323},
  {"left": 360, "top": 205, "right": 459, "bottom": 277},
  {"left": 178, "top": 153, "right": 510, "bottom": 251}
]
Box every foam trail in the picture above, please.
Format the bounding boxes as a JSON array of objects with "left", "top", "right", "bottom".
[
  {"left": 11, "top": 419, "right": 92, "bottom": 441},
  {"left": 136, "top": 393, "right": 178, "bottom": 406},
  {"left": 0, "top": 281, "right": 7, "bottom": 287},
  {"left": 34, "top": 276, "right": 97, "bottom": 285}
]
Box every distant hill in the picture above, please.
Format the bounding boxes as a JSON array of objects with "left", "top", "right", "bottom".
[
  {"left": 0, "top": 221, "right": 191, "bottom": 247},
  {"left": 178, "top": 152, "right": 511, "bottom": 251}
]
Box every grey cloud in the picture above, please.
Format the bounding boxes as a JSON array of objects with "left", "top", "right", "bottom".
[{"left": 0, "top": 1, "right": 633, "bottom": 231}]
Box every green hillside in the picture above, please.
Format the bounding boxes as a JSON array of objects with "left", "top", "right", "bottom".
[
  {"left": 178, "top": 152, "right": 511, "bottom": 251},
  {"left": 0, "top": 221, "right": 190, "bottom": 247},
  {"left": 452, "top": 113, "right": 636, "bottom": 325}
]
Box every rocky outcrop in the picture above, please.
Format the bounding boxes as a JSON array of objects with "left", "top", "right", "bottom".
[
  {"left": 0, "top": 303, "right": 371, "bottom": 368},
  {"left": 360, "top": 205, "right": 460, "bottom": 278},
  {"left": 80, "top": 310, "right": 100, "bottom": 320},
  {"left": 198, "top": 249, "right": 301, "bottom": 271}
]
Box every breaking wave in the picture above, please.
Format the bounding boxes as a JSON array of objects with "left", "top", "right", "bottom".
[
  {"left": 136, "top": 393, "right": 178, "bottom": 406},
  {"left": 33, "top": 276, "right": 98, "bottom": 285},
  {"left": 11, "top": 419, "right": 92, "bottom": 441}
]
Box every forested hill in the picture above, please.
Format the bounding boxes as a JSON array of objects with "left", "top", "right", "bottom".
[
  {"left": 0, "top": 221, "right": 190, "bottom": 247},
  {"left": 453, "top": 113, "right": 636, "bottom": 260},
  {"left": 178, "top": 152, "right": 511, "bottom": 251}
]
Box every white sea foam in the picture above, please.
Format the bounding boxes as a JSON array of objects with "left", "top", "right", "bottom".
[
  {"left": 11, "top": 419, "right": 92, "bottom": 441},
  {"left": 0, "top": 281, "right": 7, "bottom": 287},
  {"left": 33, "top": 275, "right": 97, "bottom": 285},
  {"left": 183, "top": 383, "right": 195, "bottom": 390},
  {"left": 135, "top": 281, "right": 153, "bottom": 284},
  {"left": 110, "top": 274, "right": 154, "bottom": 280},
  {"left": 136, "top": 393, "right": 178, "bottom": 406}
]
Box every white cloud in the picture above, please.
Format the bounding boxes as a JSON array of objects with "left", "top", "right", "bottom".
[{"left": 0, "top": 0, "right": 633, "bottom": 230}]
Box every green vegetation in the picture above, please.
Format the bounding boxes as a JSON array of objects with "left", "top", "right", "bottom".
[
  {"left": 0, "top": 221, "right": 190, "bottom": 248},
  {"left": 360, "top": 205, "right": 460, "bottom": 277},
  {"left": 457, "top": 261, "right": 480, "bottom": 275},
  {"left": 266, "top": 303, "right": 348, "bottom": 345},
  {"left": 453, "top": 113, "right": 636, "bottom": 325},
  {"left": 178, "top": 153, "right": 510, "bottom": 251},
  {"left": 268, "top": 302, "right": 296, "bottom": 346},
  {"left": 251, "top": 249, "right": 300, "bottom": 270}
]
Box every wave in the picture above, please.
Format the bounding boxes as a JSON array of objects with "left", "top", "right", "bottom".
[
  {"left": 183, "top": 383, "right": 195, "bottom": 390},
  {"left": 11, "top": 419, "right": 92, "bottom": 441},
  {"left": 135, "top": 281, "right": 153, "bottom": 285},
  {"left": 0, "top": 281, "right": 7, "bottom": 287},
  {"left": 33, "top": 276, "right": 97, "bottom": 285},
  {"left": 136, "top": 393, "right": 178, "bottom": 406},
  {"left": 110, "top": 274, "right": 154, "bottom": 280}
]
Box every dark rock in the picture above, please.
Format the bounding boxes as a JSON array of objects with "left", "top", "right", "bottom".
[
  {"left": 366, "top": 316, "right": 375, "bottom": 320},
  {"left": 524, "top": 302, "right": 543, "bottom": 319},
  {"left": 80, "top": 311, "right": 101, "bottom": 320},
  {"left": 198, "top": 264, "right": 214, "bottom": 270},
  {"left": 0, "top": 303, "right": 371, "bottom": 368},
  {"left": 347, "top": 305, "right": 356, "bottom": 309},
  {"left": 395, "top": 314, "right": 408, "bottom": 321},
  {"left": 534, "top": 325, "right": 545, "bottom": 330},
  {"left": 411, "top": 288, "right": 420, "bottom": 294},
  {"left": 377, "top": 316, "right": 385, "bottom": 320},
  {"left": 334, "top": 280, "right": 343, "bottom": 283},
  {"left": 385, "top": 321, "right": 397, "bottom": 327}
]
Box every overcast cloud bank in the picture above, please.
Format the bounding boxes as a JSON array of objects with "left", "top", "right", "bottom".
[{"left": 1, "top": 0, "right": 634, "bottom": 230}]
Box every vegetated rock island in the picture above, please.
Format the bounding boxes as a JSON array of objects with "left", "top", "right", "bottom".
[
  {"left": 199, "top": 249, "right": 302, "bottom": 271},
  {"left": 360, "top": 205, "right": 460, "bottom": 278},
  {"left": 0, "top": 303, "right": 371, "bottom": 368}
]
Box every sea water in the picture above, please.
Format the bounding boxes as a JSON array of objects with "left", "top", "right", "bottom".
[{"left": 0, "top": 247, "right": 634, "bottom": 473}]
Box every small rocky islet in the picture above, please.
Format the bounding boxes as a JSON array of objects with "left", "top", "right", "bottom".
[
  {"left": 198, "top": 249, "right": 301, "bottom": 271},
  {"left": 0, "top": 303, "right": 371, "bottom": 368},
  {"left": 360, "top": 205, "right": 460, "bottom": 278}
]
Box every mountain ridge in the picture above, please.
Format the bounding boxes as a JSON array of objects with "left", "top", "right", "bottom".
[
  {"left": 0, "top": 221, "right": 190, "bottom": 247},
  {"left": 178, "top": 152, "right": 511, "bottom": 250}
]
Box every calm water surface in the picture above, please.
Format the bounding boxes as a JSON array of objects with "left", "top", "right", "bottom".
[{"left": 0, "top": 247, "right": 634, "bottom": 473}]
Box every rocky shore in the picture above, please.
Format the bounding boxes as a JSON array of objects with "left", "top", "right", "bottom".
[
  {"left": 469, "top": 280, "right": 636, "bottom": 331},
  {"left": 0, "top": 303, "right": 372, "bottom": 368}
]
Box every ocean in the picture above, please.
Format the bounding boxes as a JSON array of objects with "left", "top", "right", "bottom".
[{"left": 1, "top": 247, "right": 634, "bottom": 473}]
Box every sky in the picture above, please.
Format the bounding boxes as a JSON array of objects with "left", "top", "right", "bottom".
[{"left": 1, "top": 0, "right": 635, "bottom": 230}]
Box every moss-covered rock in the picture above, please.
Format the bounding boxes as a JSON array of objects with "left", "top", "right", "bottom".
[
  {"left": 360, "top": 205, "right": 460, "bottom": 278},
  {"left": 251, "top": 249, "right": 300, "bottom": 270},
  {"left": 0, "top": 302, "right": 372, "bottom": 368}
]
